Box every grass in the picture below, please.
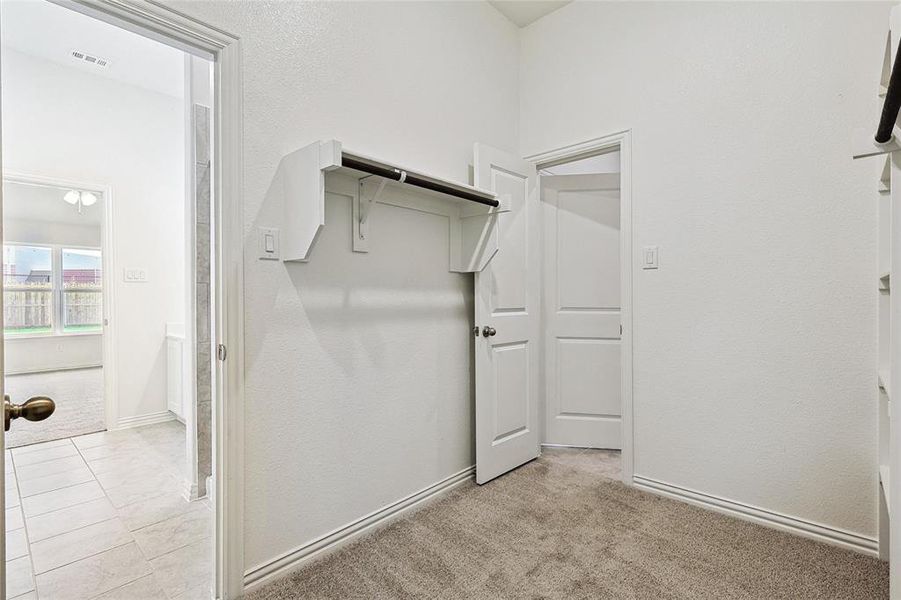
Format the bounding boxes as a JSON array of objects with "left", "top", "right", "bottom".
[
  {"left": 4, "top": 326, "right": 52, "bottom": 335},
  {"left": 4, "top": 324, "right": 101, "bottom": 335},
  {"left": 63, "top": 324, "right": 101, "bottom": 333}
]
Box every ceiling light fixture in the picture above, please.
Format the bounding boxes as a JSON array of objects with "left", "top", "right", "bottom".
[{"left": 63, "top": 190, "right": 98, "bottom": 214}]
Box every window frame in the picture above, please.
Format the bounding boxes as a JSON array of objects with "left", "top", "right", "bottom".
[
  {"left": 3, "top": 242, "right": 103, "bottom": 339},
  {"left": 59, "top": 246, "right": 103, "bottom": 335},
  {"left": 2, "top": 243, "right": 54, "bottom": 337}
]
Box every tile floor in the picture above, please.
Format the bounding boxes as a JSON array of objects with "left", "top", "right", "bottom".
[{"left": 4, "top": 421, "right": 211, "bottom": 600}]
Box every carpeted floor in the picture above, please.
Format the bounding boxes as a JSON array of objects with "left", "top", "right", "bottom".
[
  {"left": 248, "top": 448, "right": 888, "bottom": 600},
  {"left": 5, "top": 367, "right": 105, "bottom": 448}
]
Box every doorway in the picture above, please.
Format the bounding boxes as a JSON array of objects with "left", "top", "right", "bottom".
[
  {"left": 472, "top": 135, "right": 633, "bottom": 486},
  {"left": 0, "top": 1, "right": 224, "bottom": 598},
  {"left": 1, "top": 177, "right": 108, "bottom": 449},
  {"left": 529, "top": 132, "right": 634, "bottom": 483},
  {"left": 540, "top": 156, "right": 622, "bottom": 449}
]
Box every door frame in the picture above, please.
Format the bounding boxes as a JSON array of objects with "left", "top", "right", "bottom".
[
  {"left": 524, "top": 130, "right": 634, "bottom": 485},
  {"left": 40, "top": 1, "right": 246, "bottom": 597},
  {"left": 0, "top": 172, "right": 115, "bottom": 428}
]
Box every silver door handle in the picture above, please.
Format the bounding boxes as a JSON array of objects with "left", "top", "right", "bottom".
[{"left": 482, "top": 326, "right": 496, "bottom": 337}]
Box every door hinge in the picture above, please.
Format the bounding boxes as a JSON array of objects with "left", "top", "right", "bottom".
[
  {"left": 217, "top": 344, "right": 227, "bottom": 361},
  {"left": 620, "top": 324, "right": 623, "bottom": 335}
]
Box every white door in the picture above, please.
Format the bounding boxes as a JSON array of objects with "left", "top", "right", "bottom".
[
  {"left": 542, "top": 173, "right": 622, "bottom": 449},
  {"left": 1, "top": 289, "right": 5, "bottom": 598},
  {"left": 473, "top": 144, "right": 540, "bottom": 485}
]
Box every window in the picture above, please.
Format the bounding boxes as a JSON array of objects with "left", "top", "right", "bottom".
[
  {"left": 2, "top": 245, "right": 102, "bottom": 336},
  {"left": 3, "top": 245, "right": 53, "bottom": 335},
  {"left": 62, "top": 249, "right": 102, "bottom": 333}
]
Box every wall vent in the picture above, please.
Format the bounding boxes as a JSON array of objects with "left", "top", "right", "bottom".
[{"left": 70, "top": 50, "right": 110, "bottom": 68}]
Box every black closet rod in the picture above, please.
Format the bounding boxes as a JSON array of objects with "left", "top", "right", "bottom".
[
  {"left": 341, "top": 154, "right": 500, "bottom": 208},
  {"left": 876, "top": 42, "right": 901, "bottom": 143}
]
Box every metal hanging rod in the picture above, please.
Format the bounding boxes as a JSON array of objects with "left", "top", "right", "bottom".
[
  {"left": 341, "top": 153, "right": 500, "bottom": 208},
  {"left": 877, "top": 41, "right": 901, "bottom": 143}
]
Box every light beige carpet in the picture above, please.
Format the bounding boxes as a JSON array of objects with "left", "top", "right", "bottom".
[
  {"left": 249, "top": 448, "right": 888, "bottom": 600},
  {"left": 5, "top": 367, "right": 105, "bottom": 448}
]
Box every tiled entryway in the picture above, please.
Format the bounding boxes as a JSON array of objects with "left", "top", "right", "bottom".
[{"left": 4, "top": 421, "right": 211, "bottom": 600}]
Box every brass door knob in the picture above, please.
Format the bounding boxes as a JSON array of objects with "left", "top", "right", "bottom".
[
  {"left": 4, "top": 395, "right": 55, "bottom": 432},
  {"left": 482, "top": 326, "right": 497, "bottom": 337}
]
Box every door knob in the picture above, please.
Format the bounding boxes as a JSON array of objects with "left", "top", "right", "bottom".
[
  {"left": 5, "top": 395, "right": 55, "bottom": 432},
  {"left": 482, "top": 326, "right": 497, "bottom": 337}
]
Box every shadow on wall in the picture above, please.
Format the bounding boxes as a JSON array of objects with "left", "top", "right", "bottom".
[{"left": 245, "top": 159, "right": 475, "bottom": 379}]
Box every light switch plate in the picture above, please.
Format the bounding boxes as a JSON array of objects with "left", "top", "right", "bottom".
[
  {"left": 259, "top": 227, "right": 280, "bottom": 260},
  {"left": 123, "top": 268, "right": 148, "bottom": 282},
  {"left": 642, "top": 245, "right": 659, "bottom": 270}
]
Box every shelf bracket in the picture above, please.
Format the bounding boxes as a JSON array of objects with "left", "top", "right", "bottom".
[
  {"left": 354, "top": 176, "right": 389, "bottom": 253},
  {"left": 852, "top": 126, "right": 901, "bottom": 159}
]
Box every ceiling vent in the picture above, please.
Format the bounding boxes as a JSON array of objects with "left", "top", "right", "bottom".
[{"left": 70, "top": 50, "right": 110, "bottom": 68}]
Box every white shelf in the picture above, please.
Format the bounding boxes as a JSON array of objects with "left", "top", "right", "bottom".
[
  {"left": 874, "top": 20, "right": 895, "bottom": 566},
  {"left": 280, "top": 139, "right": 501, "bottom": 272}
]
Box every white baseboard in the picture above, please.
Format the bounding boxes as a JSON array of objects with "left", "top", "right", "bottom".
[
  {"left": 183, "top": 478, "right": 199, "bottom": 502},
  {"left": 541, "top": 443, "right": 622, "bottom": 451},
  {"left": 5, "top": 363, "right": 103, "bottom": 376},
  {"left": 243, "top": 465, "right": 475, "bottom": 593},
  {"left": 114, "top": 410, "right": 176, "bottom": 430},
  {"left": 632, "top": 475, "right": 878, "bottom": 556},
  {"left": 541, "top": 443, "right": 589, "bottom": 449}
]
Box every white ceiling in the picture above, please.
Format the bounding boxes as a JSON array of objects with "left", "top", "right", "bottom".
[
  {"left": 0, "top": 0, "right": 184, "bottom": 98},
  {"left": 3, "top": 180, "right": 103, "bottom": 228},
  {"left": 488, "top": 0, "right": 571, "bottom": 28}
]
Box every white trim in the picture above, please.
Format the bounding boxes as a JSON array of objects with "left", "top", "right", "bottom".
[
  {"left": 633, "top": 475, "right": 879, "bottom": 556},
  {"left": 4, "top": 332, "right": 102, "bottom": 340},
  {"left": 525, "top": 129, "right": 635, "bottom": 485},
  {"left": 4, "top": 363, "right": 102, "bottom": 376},
  {"left": 541, "top": 443, "right": 597, "bottom": 450},
  {"left": 213, "top": 29, "right": 245, "bottom": 600},
  {"left": 56, "top": 3, "right": 245, "bottom": 599},
  {"left": 243, "top": 466, "right": 476, "bottom": 594},
  {"left": 114, "top": 410, "right": 176, "bottom": 430},
  {"left": 183, "top": 478, "right": 200, "bottom": 503},
  {"left": 102, "top": 178, "right": 118, "bottom": 432},
  {"left": 183, "top": 72, "right": 200, "bottom": 511}
]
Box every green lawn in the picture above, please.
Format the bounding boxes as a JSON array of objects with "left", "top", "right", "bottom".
[
  {"left": 63, "top": 324, "right": 102, "bottom": 333},
  {"left": 4, "top": 326, "right": 52, "bottom": 335},
  {"left": 3, "top": 324, "right": 101, "bottom": 335}
]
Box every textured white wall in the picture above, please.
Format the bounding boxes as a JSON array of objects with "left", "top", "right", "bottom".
[
  {"left": 520, "top": 1, "right": 888, "bottom": 537},
  {"left": 4, "top": 219, "right": 100, "bottom": 248},
  {"left": 164, "top": 0, "right": 519, "bottom": 571},
  {"left": 1, "top": 49, "right": 186, "bottom": 423}
]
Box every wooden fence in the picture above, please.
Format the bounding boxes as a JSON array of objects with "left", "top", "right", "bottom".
[{"left": 3, "top": 288, "right": 101, "bottom": 332}]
